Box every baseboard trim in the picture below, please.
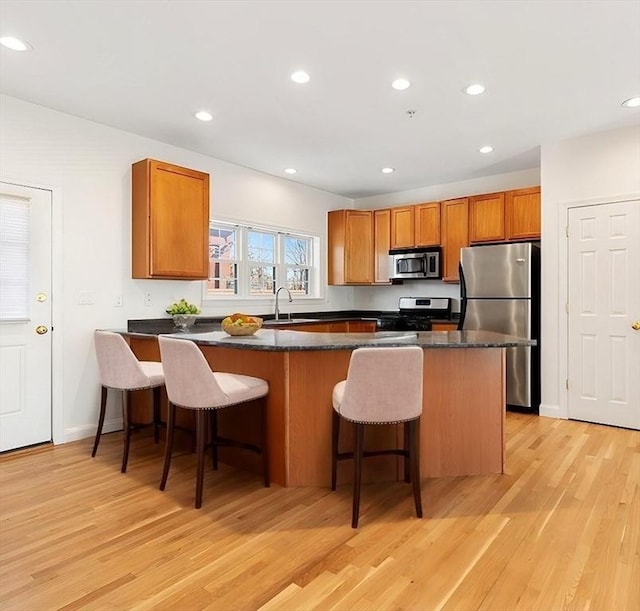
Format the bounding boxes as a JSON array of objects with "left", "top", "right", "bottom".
[
  {"left": 539, "top": 403, "right": 566, "bottom": 419},
  {"left": 63, "top": 418, "right": 123, "bottom": 444}
]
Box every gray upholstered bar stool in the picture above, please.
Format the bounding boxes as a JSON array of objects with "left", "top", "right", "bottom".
[
  {"left": 92, "top": 330, "right": 165, "bottom": 472},
  {"left": 331, "top": 346, "right": 424, "bottom": 528},
  {"left": 158, "top": 335, "right": 269, "bottom": 509}
]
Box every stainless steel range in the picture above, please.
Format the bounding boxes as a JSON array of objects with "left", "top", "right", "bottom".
[{"left": 376, "top": 297, "right": 452, "bottom": 331}]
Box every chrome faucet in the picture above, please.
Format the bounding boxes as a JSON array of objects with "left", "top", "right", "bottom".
[{"left": 274, "top": 286, "right": 292, "bottom": 320}]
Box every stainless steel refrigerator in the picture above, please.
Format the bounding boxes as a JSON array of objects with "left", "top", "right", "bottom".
[{"left": 459, "top": 242, "right": 540, "bottom": 412}]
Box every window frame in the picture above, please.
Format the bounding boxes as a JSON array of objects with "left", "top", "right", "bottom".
[{"left": 202, "top": 219, "right": 324, "bottom": 305}]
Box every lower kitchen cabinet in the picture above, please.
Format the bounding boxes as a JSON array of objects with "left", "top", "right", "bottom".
[{"left": 431, "top": 322, "right": 459, "bottom": 331}]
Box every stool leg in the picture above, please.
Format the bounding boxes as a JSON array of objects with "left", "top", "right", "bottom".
[
  {"left": 121, "top": 390, "right": 132, "bottom": 473},
  {"left": 91, "top": 386, "right": 108, "bottom": 457},
  {"left": 260, "top": 397, "right": 270, "bottom": 488},
  {"left": 152, "top": 386, "right": 162, "bottom": 444},
  {"left": 403, "top": 421, "right": 411, "bottom": 483},
  {"left": 409, "top": 419, "right": 423, "bottom": 519},
  {"left": 352, "top": 423, "right": 364, "bottom": 528},
  {"left": 195, "top": 410, "right": 206, "bottom": 509},
  {"left": 331, "top": 411, "right": 340, "bottom": 491},
  {"left": 159, "top": 402, "right": 176, "bottom": 491},
  {"left": 210, "top": 409, "right": 218, "bottom": 470}
]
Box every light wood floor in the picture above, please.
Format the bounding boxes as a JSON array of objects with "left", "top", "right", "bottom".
[{"left": 1, "top": 413, "right": 638, "bottom": 611}]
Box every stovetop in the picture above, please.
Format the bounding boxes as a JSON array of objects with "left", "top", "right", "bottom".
[{"left": 376, "top": 297, "right": 453, "bottom": 331}]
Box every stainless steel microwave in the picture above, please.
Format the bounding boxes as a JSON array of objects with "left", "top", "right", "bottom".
[{"left": 389, "top": 247, "right": 442, "bottom": 280}]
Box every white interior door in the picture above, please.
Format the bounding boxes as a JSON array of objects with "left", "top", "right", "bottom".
[
  {"left": 567, "top": 200, "right": 640, "bottom": 430},
  {"left": 0, "top": 182, "right": 52, "bottom": 451}
]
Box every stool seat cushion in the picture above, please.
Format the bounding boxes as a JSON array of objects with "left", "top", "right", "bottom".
[
  {"left": 159, "top": 335, "right": 268, "bottom": 410},
  {"left": 332, "top": 346, "right": 423, "bottom": 424}
]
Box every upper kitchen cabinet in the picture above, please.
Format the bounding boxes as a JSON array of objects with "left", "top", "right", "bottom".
[
  {"left": 441, "top": 197, "right": 469, "bottom": 283},
  {"left": 469, "top": 192, "right": 505, "bottom": 243},
  {"left": 390, "top": 206, "right": 415, "bottom": 249},
  {"left": 132, "top": 159, "right": 210, "bottom": 280},
  {"left": 328, "top": 210, "right": 374, "bottom": 285},
  {"left": 506, "top": 187, "right": 541, "bottom": 241},
  {"left": 414, "top": 202, "right": 441, "bottom": 246},
  {"left": 373, "top": 209, "right": 391, "bottom": 283}
]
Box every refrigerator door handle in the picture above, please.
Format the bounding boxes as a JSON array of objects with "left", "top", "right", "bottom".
[{"left": 458, "top": 261, "right": 467, "bottom": 331}]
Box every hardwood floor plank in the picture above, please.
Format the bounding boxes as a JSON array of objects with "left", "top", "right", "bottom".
[{"left": 1, "top": 414, "right": 638, "bottom": 611}]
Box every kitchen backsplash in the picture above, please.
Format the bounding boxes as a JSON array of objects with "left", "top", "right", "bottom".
[{"left": 353, "top": 280, "right": 461, "bottom": 312}]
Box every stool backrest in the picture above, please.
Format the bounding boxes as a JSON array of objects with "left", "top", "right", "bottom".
[
  {"left": 339, "top": 346, "right": 424, "bottom": 423},
  {"left": 158, "top": 335, "right": 229, "bottom": 409},
  {"left": 94, "top": 330, "right": 154, "bottom": 390}
]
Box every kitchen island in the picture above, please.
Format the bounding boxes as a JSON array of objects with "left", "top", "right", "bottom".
[{"left": 125, "top": 329, "right": 534, "bottom": 487}]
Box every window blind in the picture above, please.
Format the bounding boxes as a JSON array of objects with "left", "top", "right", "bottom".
[{"left": 0, "top": 195, "right": 30, "bottom": 321}]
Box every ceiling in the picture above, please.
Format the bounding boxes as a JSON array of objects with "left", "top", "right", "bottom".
[{"left": 1, "top": 0, "right": 639, "bottom": 199}]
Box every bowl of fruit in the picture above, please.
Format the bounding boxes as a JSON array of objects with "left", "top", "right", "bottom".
[
  {"left": 221, "top": 313, "right": 263, "bottom": 336},
  {"left": 166, "top": 298, "right": 201, "bottom": 331}
]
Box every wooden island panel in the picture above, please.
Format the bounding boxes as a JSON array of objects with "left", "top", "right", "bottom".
[{"left": 128, "top": 336, "right": 506, "bottom": 488}]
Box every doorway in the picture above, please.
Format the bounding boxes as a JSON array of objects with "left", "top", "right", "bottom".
[
  {"left": 0, "top": 181, "right": 53, "bottom": 451},
  {"left": 567, "top": 200, "right": 640, "bottom": 429}
]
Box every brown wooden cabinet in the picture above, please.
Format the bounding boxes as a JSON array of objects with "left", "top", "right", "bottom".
[
  {"left": 431, "top": 322, "right": 458, "bottom": 331},
  {"left": 441, "top": 198, "right": 469, "bottom": 283},
  {"left": 373, "top": 209, "right": 391, "bottom": 283},
  {"left": 469, "top": 192, "right": 505, "bottom": 243},
  {"left": 390, "top": 206, "right": 414, "bottom": 249},
  {"left": 506, "top": 187, "right": 541, "bottom": 240},
  {"left": 328, "top": 210, "right": 373, "bottom": 285},
  {"left": 414, "top": 202, "right": 441, "bottom": 246},
  {"left": 132, "top": 159, "right": 210, "bottom": 279}
]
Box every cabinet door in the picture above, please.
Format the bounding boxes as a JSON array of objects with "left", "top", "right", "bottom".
[
  {"left": 469, "top": 192, "right": 505, "bottom": 243},
  {"left": 345, "top": 211, "right": 373, "bottom": 283},
  {"left": 328, "top": 210, "right": 373, "bottom": 285},
  {"left": 441, "top": 198, "right": 469, "bottom": 283},
  {"left": 347, "top": 320, "right": 377, "bottom": 333},
  {"left": 414, "top": 202, "right": 441, "bottom": 246},
  {"left": 506, "top": 187, "right": 541, "bottom": 240},
  {"left": 431, "top": 322, "right": 458, "bottom": 331},
  {"left": 132, "top": 159, "right": 210, "bottom": 279},
  {"left": 374, "top": 209, "right": 391, "bottom": 283},
  {"left": 390, "top": 207, "right": 415, "bottom": 249}
]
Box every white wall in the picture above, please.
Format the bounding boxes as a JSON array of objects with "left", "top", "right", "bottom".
[
  {"left": 540, "top": 125, "right": 640, "bottom": 418},
  {"left": 351, "top": 167, "right": 541, "bottom": 311},
  {"left": 0, "top": 94, "right": 354, "bottom": 442}
]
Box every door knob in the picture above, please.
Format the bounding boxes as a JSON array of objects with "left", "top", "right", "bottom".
[
  {"left": 632, "top": 321, "right": 640, "bottom": 331},
  {"left": 35, "top": 325, "right": 48, "bottom": 335}
]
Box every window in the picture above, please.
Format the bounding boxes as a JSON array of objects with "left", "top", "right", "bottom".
[
  {"left": 0, "top": 195, "right": 30, "bottom": 321},
  {"left": 206, "top": 221, "right": 318, "bottom": 299}
]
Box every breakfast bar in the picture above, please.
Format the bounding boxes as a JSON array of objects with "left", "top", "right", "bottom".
[{"left": 126, "top": 328, "right": 534, "bottom": 488}]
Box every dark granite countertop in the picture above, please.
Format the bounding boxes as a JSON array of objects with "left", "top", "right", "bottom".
[
  {"left": 127, "top": 310, "right": 461, "bottom": 335},
  {"left": 121, "top": 328, "right": 534, "bottom": 352}
]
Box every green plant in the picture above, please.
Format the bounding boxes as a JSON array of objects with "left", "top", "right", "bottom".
[{"left": 166, "top": 298, "right": 201, "bottom": 315}]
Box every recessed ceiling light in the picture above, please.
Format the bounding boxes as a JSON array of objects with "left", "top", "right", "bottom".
[
  {"left": 194, "top": 111, "right": 213, "bottom": 122},
  {"left": 392, "top": 78, "right": 411, "bottom": 91},
  {"left": 291, "top": 71, "right": 310, "bottom": 84},
  {"left": 479, "top": 146, "right": 494, "bottom": 154},
  {"left": 284, "top": 168, "right": 297, "bottom": 175},
  {"left": 621, "top": 96, "right": 640, "bottom": 108},
  {"left": 381, "top": 167, "right": 395, "bottom": 174},
  {"left": 0, "top": 36, "right": 32, "bottom": 51},
  {"left": 465, "top": 83, "right": 486, "bottom": 96}
]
